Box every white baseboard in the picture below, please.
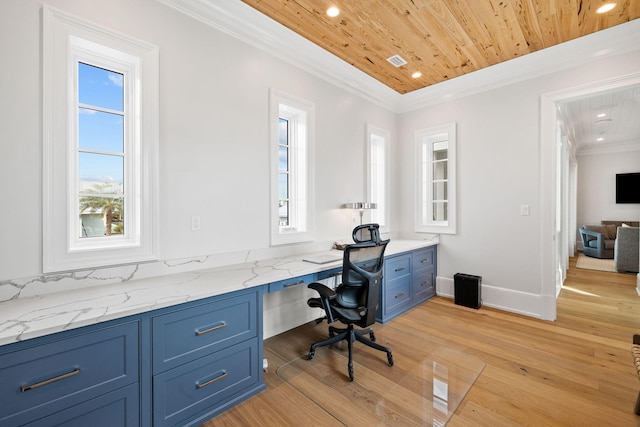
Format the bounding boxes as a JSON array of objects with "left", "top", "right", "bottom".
[{"left": 436, "top": 276, "right": 544, "bottom": 319}]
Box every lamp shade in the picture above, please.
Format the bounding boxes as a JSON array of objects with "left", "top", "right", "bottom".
[{"left": 341, "top": 202, "right": 377, "bottom": 210}]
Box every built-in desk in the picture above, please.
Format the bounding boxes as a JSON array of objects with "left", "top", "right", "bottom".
[{"left": 0, "top": 239, "right": 436, "bottom": 426}]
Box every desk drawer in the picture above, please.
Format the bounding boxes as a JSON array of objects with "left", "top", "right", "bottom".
[
  {"left": 25, "top": 383, "right": 139, "bottom": 427},
  {"left": 413, "top": 247, "right": 435, "bottom": 270},
  {"left": 384, "top": 254, "right": 411, "bottom": 281},
  {"left": 317, "top": 267, "right": 342, "bottom": 281},
  {"left": 0, "top": 321, "right": 139, "bottom": 426},
  {"left": 268, "top": 273, "right": 316, "bottom": 293},
  {"left": 413, "top": 267, "right": 435, "bottom": 302},
  {"left": 383, "top": 276, "right": 412, "bottom": 314},
  {"left": 152, "top": 292, "right": 257, "bottom": 373},
  {"left": 153, "top": 340, "right": 259, "bottom": 427}
]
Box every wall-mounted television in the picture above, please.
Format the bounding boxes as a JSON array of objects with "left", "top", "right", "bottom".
[{"left": 616, "top": 173, "right": 640, "bottom": 204}]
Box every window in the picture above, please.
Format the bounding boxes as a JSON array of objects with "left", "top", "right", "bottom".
[
  {"left": 269, "top": 89, "right": 315, "bottom": 245},
  {"left": 366, "top": 125, "right": 390, "bottom": 233},
  {"left": 415, "top": 123, "right": 456, "bottom": 234},
  {"left": 43, "top": 6, "right": 159, "bottom": 272}
]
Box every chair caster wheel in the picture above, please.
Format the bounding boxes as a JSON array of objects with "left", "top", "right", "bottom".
[
  {"left": 370, "top": 332, "right": 376, "bottom": 342},
  {"left": 348, "top": 365, "right": 354, "bottom": 381},
  {"left": 308, "top": 349, "right": 315, "bottom": 360},
  {"left": 387, "top": 352, "right": 394, "bottom": 366}
]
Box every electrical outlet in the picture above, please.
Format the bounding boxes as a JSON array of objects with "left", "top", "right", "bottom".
[
  {"left": 191, "top": 216, "right": 201, "bottom": 231},
  {"left": 520, "top": 205, "right": 530, "bottom": 216}
]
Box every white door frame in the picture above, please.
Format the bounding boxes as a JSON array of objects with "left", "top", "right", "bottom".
[{"left": 540, "top": 72, "right": 640, "bottom": 320}]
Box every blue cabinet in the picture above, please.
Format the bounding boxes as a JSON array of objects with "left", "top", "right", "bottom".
[
  {"left": 153, "top": 340, "right": 260, "bottom": 427},
  {"left": 152, "top": 292, "right": 258, "bottom": 373},
  {"left": 24, "top": 384, "right": 139, "bottom": 427},
  {"left": 377, "top": 246, "right": 437, "bottom": 323},
  {"left": 150, "top": 289, "right": 264, "bottom": 426},
  {"left": 0, "top": 287, "right": 264, "bottom": 427},
  {"left": 0, "top": 320, "right": 139, "bottom": 426}
]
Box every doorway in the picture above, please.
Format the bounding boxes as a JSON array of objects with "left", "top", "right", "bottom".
[{"left": 540, "top": 72, "right": 640, "bottom": 320}]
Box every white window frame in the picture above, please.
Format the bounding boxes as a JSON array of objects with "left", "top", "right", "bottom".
[
  {"left": 415, "top": 123, "right": 456, "bottom": 234},
  {"left": 43, "top": 6, "right": 159, "bottom": 272},
  {"left": 269, "top": 89, "right": 315, "bottom": 246},
  {"left": 366, "top": 124, "right": 390, "bottom": 233}
]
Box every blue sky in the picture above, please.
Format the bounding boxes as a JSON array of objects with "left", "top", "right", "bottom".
[{"left": 78, "top": 62, "right": 124, "bottom": 186}]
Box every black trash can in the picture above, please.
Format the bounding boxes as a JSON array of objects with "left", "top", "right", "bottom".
[{"left": 453, "top": 273, "right": 482, "bottom": 309}]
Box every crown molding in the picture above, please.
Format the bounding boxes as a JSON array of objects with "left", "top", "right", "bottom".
[
  {"left": 157, "top": 0, "right": 640, "bottom": 113},
  {"left": 577, "top": 140, "right": 640, "bottom": 156}
]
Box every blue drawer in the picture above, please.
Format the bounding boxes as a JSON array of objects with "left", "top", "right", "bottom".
[
  {"left": 25, "top": 383, "right": 139, "bottom": 427},
  {"left": 413, "top": 267, "right": 435, "bottom": 302},
  {"left": 317, "top": 267, "right": 342, "bottom": 281},
  {"left": 384, "top": 254, "right": 411, "bottom": 281},
  {"left": 268, "top": 273, "right": 316, "bottom": 293},
  {"left": 153, "top": 340, "right": 260, "bottom": 427},
  {"left": 0, "top": 321, "right": 139, "bottom": 426},
  {"left": 413, "top": 247, "right": 435, "bottom": 270},
  {"left": 383, "top": 276, "right": 412, "bottom": 315},
  {"left": 152, "top": 292, "right": 257, "bottom": 373}
]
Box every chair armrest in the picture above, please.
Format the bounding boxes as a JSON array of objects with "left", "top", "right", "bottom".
[
  {"left": 580, "top": 228, "right": 602, "bottom": 239},
  {"left": 308, "top": 282, "right": 336, "bottom": 299}
]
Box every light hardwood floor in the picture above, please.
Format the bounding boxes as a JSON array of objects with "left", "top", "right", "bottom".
[{"left": 205, "top": 257, "right": 640, "bottom": 426}]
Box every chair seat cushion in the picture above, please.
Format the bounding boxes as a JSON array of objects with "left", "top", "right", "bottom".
[
  {"left": 587, "top": 239, "right": 615, "bottom": 249},
  {"left": 333, "top": 306, "right": 364, "bottom": 322}
]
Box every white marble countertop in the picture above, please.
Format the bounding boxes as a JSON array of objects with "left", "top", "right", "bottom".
[{"left": 0, "top": 240, "right": 436, "bottom": 346}]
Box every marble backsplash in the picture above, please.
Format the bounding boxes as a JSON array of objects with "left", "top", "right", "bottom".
[{"left": 0, "top": 239, "right": 340, "bottom": 303}]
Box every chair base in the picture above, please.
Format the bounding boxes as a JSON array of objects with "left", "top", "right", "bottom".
[{"left": 308, "top": 324, "right": 393, "bottom": 381}]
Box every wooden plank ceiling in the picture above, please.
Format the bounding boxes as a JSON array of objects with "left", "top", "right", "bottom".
[{"left": 241, "top": 0, "right": 640, "bottom": 94}]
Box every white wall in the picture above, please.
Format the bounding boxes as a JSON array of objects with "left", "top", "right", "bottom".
[
  {"left": 0, "top": 0, "right": 396, "bottom": 281},
  {"left": 2, "top": 0, "right": 640, "bottom": 326},
  {"left": 397, "top": 51, "right": 640, "bottom": 318},
  {"left": 577, "top": 151, "right": 640, "bottom": 227}
]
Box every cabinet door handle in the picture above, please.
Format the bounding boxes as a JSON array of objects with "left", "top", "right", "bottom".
[
  {"left": 283, "top": 279, "right": 305, "bottom": 288},
  {"left": 196, "top": 371, "right": 228, "bottom": 389},
  {"left": 421, "top": 258, "right": 431, "bottom": 264},
  {"left": 21, "top": 368, "right": 80, "bottom": 392},
  {"left": 421, "top": 281, "right": 429, "bottom": 287},
  {"left": 195, "top": 321, "right": 227, "bottom": 336},
  {"left": 394, "top": 267, "right": 406, "bottom": 272},
  {"left": 395, "top": 292, "right": 405, "bottom": 299}
]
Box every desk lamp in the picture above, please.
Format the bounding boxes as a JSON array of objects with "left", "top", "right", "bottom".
[{"left": 341, "top": 202, "right": 377, "bottom": 225}]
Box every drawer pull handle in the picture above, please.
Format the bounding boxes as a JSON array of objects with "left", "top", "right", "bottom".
[
  {"left": 395, "top": 292, "right": 405, "bottom": 299},
  {"left": 394, "top": 267, "right": 406, "bottom": 272},
  {"left": 21, "top": 368, "right": 80, "bottom": 392},
  {"left": 421, "top": 281, "right": 429, "bottom": 287},
  {"left": 283, "top": 280, "right": 305, "bottom": 288},
  {"left": 421, "top": 258, "right": 431, "bottom": 263},
  {"left": 196, "top": 371, "right": 228, "bottom": 389},
  {"left": 195, "top": 321, "right": 227, "bottom": 336}
]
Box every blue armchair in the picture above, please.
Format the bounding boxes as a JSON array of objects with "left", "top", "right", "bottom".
[{"left": 579, "top": 225, "right": 615, "bottom": 259}]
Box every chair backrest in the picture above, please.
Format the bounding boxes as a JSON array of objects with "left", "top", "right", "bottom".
[
  {"left": 341, "top": 225, "right": 389, "bottom": 327},
  {"left": 352, "top": 223, "right": 383, "bottom": 244}
]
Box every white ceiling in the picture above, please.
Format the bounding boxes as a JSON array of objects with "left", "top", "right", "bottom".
[{"left": 558, "top": 85, "right": 640, "bottom": 154}]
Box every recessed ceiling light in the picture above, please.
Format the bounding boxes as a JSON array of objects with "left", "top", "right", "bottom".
[
  {"left": 597, "top": 113, "right": 607, "bottom": 117},
  {"left": 596, "top": 3, "right": 616, "bottom": 13},
  {"left": 596, "top": 137, "right": 604, "bottom": 142},
  {"left": 412, "top": 72, "right": 422, "bottom": 79},
  {"left": 326, "top": 6, "right": 340, "bottom": 17}
]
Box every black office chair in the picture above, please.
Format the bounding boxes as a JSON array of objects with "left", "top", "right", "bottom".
[{"left": 306, "top": 223, "right": 393, "bottom": 381}]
